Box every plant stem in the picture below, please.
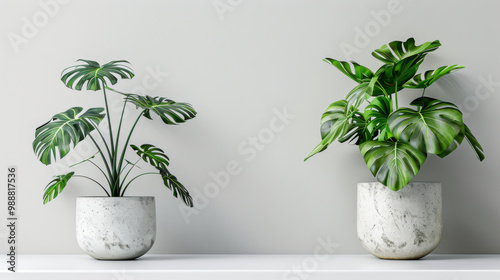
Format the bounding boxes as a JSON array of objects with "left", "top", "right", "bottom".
[
  {"left": 117, "top": 111, "right": 144, "bottom": 177},
  {"left": 376, "top": 81, "right": 388, "bottom": 98},
  {"left": 394, "top": 81, "right": 399, "bottom": 110},
  {"left": 102, "top": 87, "right": 117, "bottom": 187},
  {"left": 69, "top": 153, "right": 112, "bottom": 188},
  {"left": 73, "top": 175, "right": 110, "bottom": 197},
  {"left": 88, "top": 134, "right": 114, "bottom": 192},
  {"left": 111, "top": 99, "right": 129, "bottom": 194},
  {"left": 92, "top": 125, "right": 113, "bottom": 162},
  {"left": 119, "top": 158, "right": 142, "bottom": 190},
  {"left": 421, "top": 88, "right": 426, "bottom": 97},
  {"left": 120, "top": 172, "right": 157, "bottom": 196}
]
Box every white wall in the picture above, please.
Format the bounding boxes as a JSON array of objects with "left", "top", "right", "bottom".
[{"left": 1, "top": 0, "right": 500, "bottom": 254}]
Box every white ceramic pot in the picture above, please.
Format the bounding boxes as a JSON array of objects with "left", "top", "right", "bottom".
[
  {"left": 76, "top": 196, "right": 156, "bottom": 260},
  {"left": 357, "top": 182, "right": 442, "bottom": 259}
]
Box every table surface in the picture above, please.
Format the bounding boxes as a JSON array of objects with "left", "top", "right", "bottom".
[{"left": 2, "top": 254, "right": 500, "bottom": 280}]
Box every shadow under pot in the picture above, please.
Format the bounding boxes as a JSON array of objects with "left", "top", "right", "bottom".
[
  {"left": 76, "top": 196, "right": 156, "bottom": 260},
  {"left": 357, "top": 182, "right": 442, "bottom": 260}
]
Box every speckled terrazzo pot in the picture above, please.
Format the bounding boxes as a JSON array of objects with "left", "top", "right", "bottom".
[
  {"left": 357, "top": 182, "right": 442, "bottom": 260},
  {"left": 76, "top": 197, "right": 156, "bottom": 260}
]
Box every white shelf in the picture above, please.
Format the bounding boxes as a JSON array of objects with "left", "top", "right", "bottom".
[{"left": 2, "top": 254, "right": 500, "bottom": 280}]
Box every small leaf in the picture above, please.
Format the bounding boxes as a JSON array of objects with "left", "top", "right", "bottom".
[
  {"left": 131, "top": 144, "right": 170, "bottom": 169},
  {"left": 43, "top": 172, "right": 75, "bottom": 204},
  {"left": 305, "top": 100, "right": 351, "bottom": 160},
  {"left": 323, "top": 58, "right": 374, "bottom": 83},
  {"left": 372, "top": 38, "right": 441, "bottom": 64},
  {"left": 404, "top": 65, "right": 465, "bottom": 89},
  {"left": 126, "top": 95, "right": 197, "bottom": 125},
  {"left": 157, "top": 167, "right": 193, "bottom": 207},
  {"left": 464, "top": 124, "right": 485, "bottom": 161}
]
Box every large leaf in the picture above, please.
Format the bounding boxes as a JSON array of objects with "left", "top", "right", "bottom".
[
  {"left": 464, "top": 124, "right": 485, "bottom": 161},
  {"left": 388, "top": 97, "right": 463, "bottom": 154},
  {"left": 43, "top": 172, "right": 74, "bottom": 204},
  {"left": 404, "top": 65, "right": 465, "bottom": 89},
  {"left": 323, "top": 58, "right": 374, "bottom": 83},
  {"left": 157, "top": 167, "right": 193, "bottom": 207},
  {"left": 61, "top": 60, "right": 134, "bottom": 91},
  {"left": 372, "top": 38, "right": 441, "bottom": 64},
  {"left": 376, "top": 55, "right": 425, "bottom": 93},
  {"left": 305, "top": 100, "right": 351, "bottom": 160},
  {"left": 126, "top": 95, "right": 197, "bottom": 125},
  {"left": 360, "top": 141, "right": 427, "bottom": 191},
  {"left": 338, "top": 112, "right": 372, "bottom": 145},
  {"left": 364, "top": 96, "right": 393, "bottom": 141},
  {"left": 131, "top": 144, "right": 170, "bottom": 169},
  {"left": 33, "top": 107, "right": 105, "bottom": 165}
]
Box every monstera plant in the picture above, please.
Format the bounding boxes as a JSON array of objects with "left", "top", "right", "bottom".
[
  {"left": 305, "top": 38, "right": 485, "bottom": 191},
  {"left": 33, "top": 60, "right": 195, "bottom": 206}
]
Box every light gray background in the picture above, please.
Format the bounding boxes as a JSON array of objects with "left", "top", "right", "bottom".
[{"left": 1, "top": 0, "right": 499, "bottom": 254}]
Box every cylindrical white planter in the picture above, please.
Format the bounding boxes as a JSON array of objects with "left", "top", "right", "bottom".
[
  {"left": 76, "top": 197, "right": 156, "bottom": 260},
  {"left": 357, "top": 182, "right": 442, "bottom": 259}
]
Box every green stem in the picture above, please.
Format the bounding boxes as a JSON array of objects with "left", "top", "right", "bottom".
[
  {"left": 73, "top": 175, "right": 110, "bottom": 197},
  {"left": 102, "top": 87, "right": 117, "bottom": 184},
  {"left": 69, "top": 152, "right": 98, "bottom": 168},
  {"left": 105, "top": 86, "right": 132, "bottom": 97},
  {"left": 88, "top": 134, "right": 114, "bottom": 191},
  {"left": 119, "top": 158, "right": 142, "bottom": 190},
  {"left": 417, "top": 88, "right": 427, "bottom": 111},
  {"left": 117, "top": 111, "right": 144, "bottom": 177},
  {"left": 376, "top": 81, "right": 388, "bottom": 98},
  {"left": 394, "top": 81, "right": 399, "bottom": 110},
  {"left": 120, "top": 172, "right": 157, "bottom": 197},
  {"left": 69, "top": 153, "right": 112, "bottom": 188},
  {"left": 91, "top": 125, "right": 113, "bottom": 162}
]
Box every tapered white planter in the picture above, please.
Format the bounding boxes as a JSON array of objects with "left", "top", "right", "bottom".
[
  {"left": 76, "top": 197, "right": 156, "bottom": 260},
  {"left": 357, "top": 182, "right": 442, "bottom": 260}
]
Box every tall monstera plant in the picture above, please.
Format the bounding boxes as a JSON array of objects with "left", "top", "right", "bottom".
[
  {"left": 305, "top": 38, "right": 485, "bottom": 191},
  {"left": 33, "top": 60, "right": 195, "bottom": 206}
]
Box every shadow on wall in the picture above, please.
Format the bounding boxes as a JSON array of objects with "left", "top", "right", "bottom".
[{"left": 418, "top": 74, "right": 500, "bottom": 253}]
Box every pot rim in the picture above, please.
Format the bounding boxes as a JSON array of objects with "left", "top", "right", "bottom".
[{"left": 357, "top": 181, "right": 441, "bottom": 184}]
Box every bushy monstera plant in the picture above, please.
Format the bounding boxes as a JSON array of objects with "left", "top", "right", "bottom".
[
  {"left": 305, "top": 38, "right": 485, "bottom": 191},
  {"left": 33, "top": 60, "right": 195, "bottom": 206}
]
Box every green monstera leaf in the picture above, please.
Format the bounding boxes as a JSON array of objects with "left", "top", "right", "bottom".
[
  {"left": 61, "top": 60, "right": 134, "bottom": 91},
  {"left": 372, "top": 38, "right": 441, "bottom": 64},
  {"left": 364, "top": 96, "right": 393, "bottom": 141},
  {"left": 376, "top": 55, "right": 425, "bottom": 93},
  {"left": 131, "top": 144, "right": 170, "bottom": 169},
  {"left": 404, "top": 65, "right": 465, "bottom": 89},
  {"left": 126, "top": 95, "right": 197, "bottom": 125},
  {"left": 33, "top": 107, "right": 105, "bottom": 165},
  {"left": 43, "top": 172, "right": 74, "bottom": 204},
  {"left": 360, "top": 141, "right": 427, "bottom": 191},
  {"left": 435, "top": 123, "right": 484, "bottom": 161},
  {"left": 157, "top": 167, "right": 193, "bottom": 207},
  {"left": 338, "top": 112, "right": 372, "bottom": 145},
  {"left": 388, "top": 97, "right": 463, "bottom": 154},
  {"left": 305, "top": 100, "right": 352, "bottom": 160},
  {"left": 464, "top": 124, "right": 485, "bottom": 161},
  {"left": 323, "top": 58, "right": 374, "bottom": 83},
  {"left": 437, "top": 125, "right": 465, "bottom": 159}
]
